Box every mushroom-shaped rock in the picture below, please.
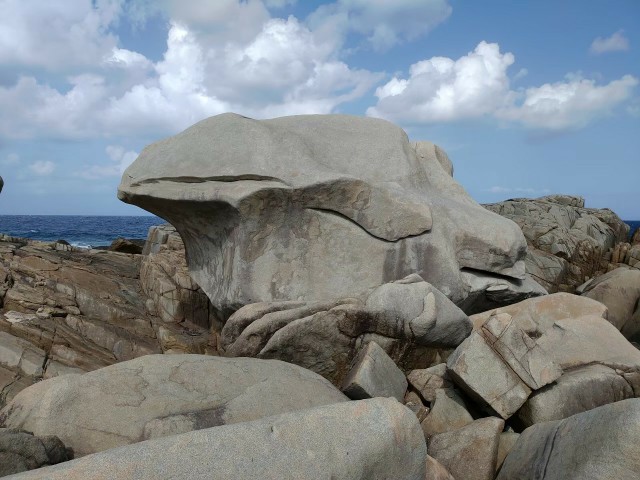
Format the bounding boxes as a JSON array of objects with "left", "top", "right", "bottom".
[{"left": 118, "top": 113, "right": 543, "bottom": 316}]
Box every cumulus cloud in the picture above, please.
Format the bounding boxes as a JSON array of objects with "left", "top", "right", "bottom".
[
  {"left": 368, "top": 41, "right": 639, "bottom": 131},
  {"left": 499, "top": 74, "right": 639, "bottom": 130},
  {"left": 78, "top": 145, "right": 138, "bottom": 179},
  {"left": 309, "top": 0, "right": 452, "bottom": 52},
  {"left": 0, "top": 0, "right": 123, "bottom": 70},
  {"left": 590, "top": 30, "right": 630, "bottom": 54},
  {"left": 368, "top": 42, "right": 515, "bottom": 122},
  {"left": 28, "top": 160, "right": 55, "bottom": 176},
  {"left": 0, "top": 10, "right": 379, "bottom": 140}
]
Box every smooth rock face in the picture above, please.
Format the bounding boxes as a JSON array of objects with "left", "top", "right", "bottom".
[
  {"left": 425, "top": 455, "right": 456, "bottom": 480},
  {"left": 407, "top": 363, "right": 452, "bottom": 403},
  {"left": 9, "top": 398, "right": 427, "bottom": 480},
  {"left": 485, "top": 195, "right": 630, "bottom": 293},
  {"left": 118, "top": 113, "right": 541, "bottom": 316},
  {"left": 498, "top": 399, "right": 640, "bottom": 480},
  {"left": 579, "top": 267, "right": 640, "bottom": 340},
  {"left": 0, "top": 428, "right": 70, "bottom": 477},
  {"left": 0, "top": 354, "right": 348, "bottom": 457},
  {"left": 221, "top": 275, "right": 471, "bottom": 384},
  {"left": 341, "top": 341, "right": 408, "bottom": 401},
  {"left": 428, "top": 417, "right": 504, "bottom": 480}
]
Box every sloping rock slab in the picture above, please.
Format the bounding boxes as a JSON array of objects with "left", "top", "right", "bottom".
[
  {"left": 9, "top": 398, "right": 427, "bottom": 480},
  {"left": 498, "top": 399, "right": 640, "bottom": 480},
  {"left": 0, "top": 354, "right": 347, "bottom": 457}
]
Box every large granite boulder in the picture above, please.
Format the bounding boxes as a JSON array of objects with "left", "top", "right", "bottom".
[
  {"left": 497, "top": 399, "right": 640, "bottom": 480},
  {"left": 220, "top": 274, "right": 472, "bottom": 384},
  {"left": 578, "top": 267, "right": 640, "bottom": 341},
  {"left": 0, "top": 354, "right": 348, "bottom": 457},
  {"left": 9, "top": 398, "right": 427, "bottom": 480},
  {"left": 485, "top": 195, "right": 629, "bottom": 293},
  {"left": 448, "top": 294, "right": 640, "bottom": 425},
  {"left": 118, "top": 113, "right": 544, "bottom": 317}
]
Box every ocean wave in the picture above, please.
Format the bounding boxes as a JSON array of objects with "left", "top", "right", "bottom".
[{"left": 70, "top": 242, "right": 93, "bottom": 250}]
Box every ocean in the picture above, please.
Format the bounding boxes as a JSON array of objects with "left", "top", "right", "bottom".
[
  {"left": 0, "top": 215, "right": 638, "bottom": 249},
  {"left": 0, "top": 215, "right": 163, "bottom": 248}
]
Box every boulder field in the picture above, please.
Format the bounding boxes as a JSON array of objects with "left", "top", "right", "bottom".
[{"left": 1, "top": 113, "right": 639, "bottom": 478}]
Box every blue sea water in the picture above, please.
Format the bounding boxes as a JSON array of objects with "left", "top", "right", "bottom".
[
  {"left": 0, "top": 215, "right": 638, "bottom": 249},
  {"left": 0, "top": 215, "right": 163, "bottom": 248}
]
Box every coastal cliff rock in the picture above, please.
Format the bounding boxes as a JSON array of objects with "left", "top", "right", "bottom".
[
  {"left": 484, "top": 195, "right": 630, "bottom": 293},
  {"left": 118, "top": 113, "right": 544, "bottom": 317},
  {"left": 0, "top": 234, "right": 219, "bottom": 407}
]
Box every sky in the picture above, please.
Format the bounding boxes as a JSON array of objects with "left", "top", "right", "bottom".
[{"left": 0, "top": 0, "right": 638, "bottom": 218}]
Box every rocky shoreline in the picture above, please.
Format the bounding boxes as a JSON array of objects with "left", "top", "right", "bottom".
[{"left": 1, "top": 114, "right": 640, "bottom": 479}]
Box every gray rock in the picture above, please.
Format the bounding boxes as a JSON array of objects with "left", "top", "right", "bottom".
[
  {"left": 498, "top": 399, "right": 640, "bottom": 480},
  {"left": 425, "top": 455, "right": 456, "bottom": 480},
  {"left": 0, "top": 354, "right": 348, "bottom": 457},
  {"left": 485, "top": 195, "right": 629, "bottom": 293},
  {"left": 118, "top": 113, "right": 542, "bottom": 316},
  {"left": 496, "top": 431, "right": 520, "bottom": 472},
  {"left": 342, "top": 341, "right": 408, "bottom": 401},
  {"left": 579, "top": 267, "right": 640, "bottom": 341},
  {"left": 420, "top": 388, "right": 473, "bottom": 438},
  {"left": 404, "top": 391, "right": 429, "bottom": 423},
  {"left": 0, "top": 428, "right": 70, "bottom": 477},
  {"left": 447, "top": 309, "right": 561, "bottom": 419},
  {"left": 9, "top": 398, "right": 427, "bottom": 480},
  {"left": 407, "top": 363, "right": 452, "bottom": 403},
  {"left": 450, "top": 293, "right": 640, "bottom": 423},
  {"left": 221, "top": 275, "right": 471, "bottom": 385},
  {"left": 516, "top": 364, "right": 635, "bottom": 427},
  {"left": 428, "top": 417, "right": 504, "bottom": 480}
]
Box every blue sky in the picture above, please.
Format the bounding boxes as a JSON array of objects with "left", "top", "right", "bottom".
[{"left": 0, "top": 0, "right": 638, "bottom": 218}]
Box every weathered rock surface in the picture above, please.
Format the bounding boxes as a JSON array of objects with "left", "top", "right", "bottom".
[
  {"left": 107, "top": 238, "right": 145, "bottom": 254},
  {"left": 407, "top": 363, "right": 452, "bottom": 403},
  {"left": 425, "top": 455, "right": 456, "bottom": 480},
  {"left": 119, "top": 113, "right": 544, "bottom": 316},
  {"left": 341, "top": 341, "right": 408, "bottom": 401},
  {"left": 9, "top": 398, "right": 427, "bottom": 480},
  {"left": 420, "top": 388, "right": 474, "bottom": 439},
  {"left": 0, "top": 231, "right": 224, "bottom": 407},
  {"left": 0, "top": 354, "right": 348, "bottom": 457},
  {"left": 140, "top": 224, "right": 221, "bottom": 350},
  {"left": 449, "top": 293, "right": 640, "bottom": 424},
  {"left": 221, "top": 274, "right": 471, "bottom": 385},
  {"left": 485, "top": 195, "right": 630, "bottom": 292},
  {"left": 578, "top": 267, "right": 640, "bottom": 341},
  {"left": 0, "top": 428, "right": 70, "bottom": 477},
  {"left": 498, "top": 399, "right": 640, "bottom": 480},
  {"left": 428, "top": 417, "right": 504, "bottom": 480}
]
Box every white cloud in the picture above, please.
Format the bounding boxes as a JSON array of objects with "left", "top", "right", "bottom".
[
  {"left": 590, "top": 30, "right": 630, "bottom": 55},
  {"left": 78, "top": 145, "right": 138, "bottom": 179},
  {"left": 368, "top": 41, "right": 639, "bottom": 131},
  {"left": 368, "top": 42, "right": 514, "bottom": 122},
  {"left": 498, "top": 74, "right": 639, "bottom": 130},
  {"left": 28, "top": 160, "right": 55, "bottom": 176},
  {"left": 0, "top": 0, "right": 123, "bottom": 70},
  {"left": 309, "top": 0, "right": 452, "bottom": 52}
]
